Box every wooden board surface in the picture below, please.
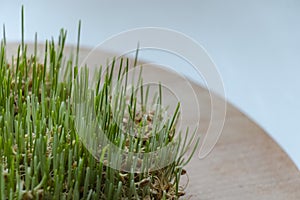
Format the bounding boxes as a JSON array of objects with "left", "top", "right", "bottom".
[
  {"left": 6, "top": 43, "right": 300, "bottom": 199},
  {"left": 184, "top": 84, "right": 300, "bottom": 199}
]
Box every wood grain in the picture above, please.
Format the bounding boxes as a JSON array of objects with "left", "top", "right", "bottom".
[
  {"left": 184, "top": 84, "right": 300, "bottom": 199},
  {"left": 134, "top": 60, "right": 300, "bottom": 199}
]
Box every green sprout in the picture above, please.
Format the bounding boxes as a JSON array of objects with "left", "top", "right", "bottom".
[{"left": 0, "top": 6, "right": 199, "bottom": 200}]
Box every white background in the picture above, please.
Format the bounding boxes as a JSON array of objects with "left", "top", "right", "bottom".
[{"left": 0, "top": 0, "right": 299, "bottom": 169}]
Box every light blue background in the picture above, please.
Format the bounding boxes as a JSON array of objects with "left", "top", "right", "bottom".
[{"left": 1, "top": 0, "right": 299, "bottom": 169}]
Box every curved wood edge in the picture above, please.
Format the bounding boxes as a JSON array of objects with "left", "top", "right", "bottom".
[{"left": 183, "top": 79, "right": 300, "bottom": 199}]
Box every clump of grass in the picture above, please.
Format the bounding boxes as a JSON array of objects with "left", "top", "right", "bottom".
[{"left": 0, "top": 7, "right": 199, "bottom": 200}]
